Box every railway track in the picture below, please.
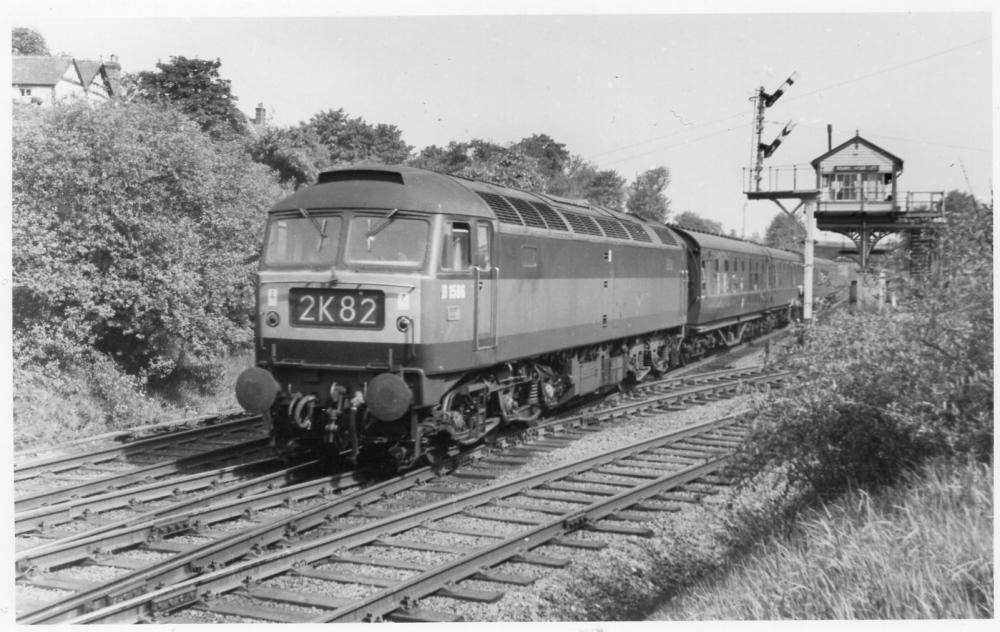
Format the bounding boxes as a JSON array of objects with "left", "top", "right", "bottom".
[
  {"left": 17, "top": 366, "right": 787, "bottom": 624},
  {"left": 15, "top": 415, "right": 266, "bottom": 496},
  {"left": 53, "top": 415, "right": 748, "bottom": 624}
]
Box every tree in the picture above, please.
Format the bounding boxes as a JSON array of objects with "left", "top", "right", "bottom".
[
  {"left": 12, "top": 100, "right": 282, "bottom": 390},
  {"left": 410, "top": 141, "right": 473, "bottom": 174},
  {"left": 12, "top": 27, "right": 49, "bottom": 55},
  {"left": 513, "top": 133, "right": 570, "bottom": 180},
  {"left": 626, "top": 167, "right": 671, "bottom": 223},
  {"left": 764, "top": 211, "right": 804, "bottom": 251},
  {"left": 249, "top": 126, "right": 328, "bottom": 189},
  {"left": 305, "top": 108, "right": 412, "bottom": 166},
  {"left": 673, "top": 210, "right": 723, "bottom": 234},
  {"left": 455, "top": 144, "right": 545, "bottom": 190},
  {"left": 134, "top": 56, "right": 248, "bottom": 140}
]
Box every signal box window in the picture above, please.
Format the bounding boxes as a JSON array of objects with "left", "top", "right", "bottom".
[{"left": 441, "top": 222, "right": 472, "bottom": 271}]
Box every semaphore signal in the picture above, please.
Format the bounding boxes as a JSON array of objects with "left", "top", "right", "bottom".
[{"left": 751, "top": 71, "right": 799, "bottom": 192}]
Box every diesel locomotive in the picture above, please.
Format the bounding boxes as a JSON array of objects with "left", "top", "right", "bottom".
[{"left": 235, "top": 165, "right": 842, "bottom": 469}]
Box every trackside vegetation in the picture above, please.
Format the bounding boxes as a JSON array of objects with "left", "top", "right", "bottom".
[
  {"left": 12, "top": 101, "right": 283, "bottom": 446},
  {"left": 519, "top": 192, "right": 992, "bottom": 621}
]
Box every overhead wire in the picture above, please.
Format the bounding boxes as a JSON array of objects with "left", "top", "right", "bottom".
[{"left": 589, "top": 36, "right": 990, "bottom": 167}]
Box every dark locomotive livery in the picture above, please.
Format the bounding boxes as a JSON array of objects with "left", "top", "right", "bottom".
[{"left": 235, "top": 165, "right": 842, "bottom": 469}]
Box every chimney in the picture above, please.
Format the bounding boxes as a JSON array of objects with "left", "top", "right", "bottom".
[
  {"left": 827, "top": 124, "right": 832, "bottom": 151},
  {"left": 255, "top": 103, "right": 266, "bottom": 126},
  {"left": 103, "top": 54, "right": 122, "bottom": 99}
]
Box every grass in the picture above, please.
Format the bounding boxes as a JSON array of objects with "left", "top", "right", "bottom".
[
  {"left": 13, "top": 349, "right": 253, "bottom": 450},
  {"left": 651, "top": 458, "right": 993, "bottom": 620}
]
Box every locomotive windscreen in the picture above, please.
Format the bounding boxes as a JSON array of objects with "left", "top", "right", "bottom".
[
  {"left": 263, "top": 215, "right": 342, "bottom": 267},
  {"left": 345, "top": 215, "right": 429, "bottom": 268}
]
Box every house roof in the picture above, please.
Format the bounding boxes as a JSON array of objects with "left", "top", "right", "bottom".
[
  {"left": 12, "top": 55, "right": 73, "bottom": 86},
  {"left": 810, "top": 134, "right": 904, "bottom": 170},
  {"left": 75, "top": 59, "right": 103, "bottom": 88}
]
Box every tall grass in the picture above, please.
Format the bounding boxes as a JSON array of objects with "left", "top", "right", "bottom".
[{"left": 654, "top": 459, "right": 993, "bottom": 620}]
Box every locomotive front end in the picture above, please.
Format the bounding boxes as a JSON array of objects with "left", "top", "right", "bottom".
[{"left": 236, "top": 201, "right": 431, "bottom": 468}]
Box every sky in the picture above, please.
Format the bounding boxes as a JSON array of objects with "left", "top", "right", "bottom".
[{"left": 8, "top": 1, "right": 995, "bottom": 239}]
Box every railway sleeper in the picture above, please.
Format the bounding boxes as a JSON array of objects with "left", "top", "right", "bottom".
[
  {"left": 584, "top": 521, "right": 655, "bottom": 538},
  {"left": 470, "top": 569, "right": 536, "bottom": 586},
  {"left": 435, "top": 584, "right": 505, "bottom": 603},
  {"left": 387, "top": 607, "right": 463, "bottom": 623}
]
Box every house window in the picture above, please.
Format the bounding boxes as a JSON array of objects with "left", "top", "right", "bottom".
[{"left": 20, "top": 88, "right": 32, "bottom": 96}]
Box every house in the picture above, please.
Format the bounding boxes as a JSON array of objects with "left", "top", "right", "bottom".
[{"left": 12, "top": 54, "right": 122, "bottom": 105}]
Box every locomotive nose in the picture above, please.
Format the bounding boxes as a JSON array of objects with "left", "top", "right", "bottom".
[
  {"left": 235, "top": 367, "right": 281, "bottom": 414},
  {"left": 366, "top": 373, "right": 412, "bottom": 422}
]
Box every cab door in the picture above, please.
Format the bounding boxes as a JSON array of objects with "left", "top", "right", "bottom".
[{"left": 474, "top": 221, "right": 497, "bottom": 350}]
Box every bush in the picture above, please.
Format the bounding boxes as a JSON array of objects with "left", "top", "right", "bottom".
[
  {"left": 12, "top": 100, "right": 282, "bottom": 394},
  {"left": 739, "top": 195, "right": 992, "bottom": 495}
]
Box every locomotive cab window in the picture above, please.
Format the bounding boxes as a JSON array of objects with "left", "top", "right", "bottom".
[
  {"left": 476, "top": 222, "right": 493, "bottom": 269},
  {"left": 346, "top": 214, "right": 428, "bottom": 268},
  {"left": 440, "top": 221, "right": 472, "bottom": 271},
  {"left": 263, "top": 214, "right": 342, "bottom": 268}
]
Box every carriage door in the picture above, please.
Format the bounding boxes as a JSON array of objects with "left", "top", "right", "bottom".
[{"left": 474, "top": 221, "right": 497, "bottom": 350}]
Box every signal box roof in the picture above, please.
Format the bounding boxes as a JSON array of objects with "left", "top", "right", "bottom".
[{"left": 810, "top": 134, "right": 903, "bottom": 171}]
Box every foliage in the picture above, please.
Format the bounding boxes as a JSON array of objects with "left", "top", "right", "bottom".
[
  {"left": 658, "top": 459, "right": 993, "bottom": 620},
  {"left": 12, "top": 27, "right": 49, "bottom": 55},
  {"left": 134, "top": 56, "right": 248, "bottom": 141},
  {"left": 626, "top": 166, "right": 671, "bottom": 223},
  {"left": 304, "top": 108, "right": 412, "bottom": 166},
  {"left": 512, "top": 133, "right": 570, "bottom": 180},
  {"left": 545, "top": 155, "right": 627, "bottom": 209},
  {"left": 673, "top": 210, "right": 723, "bottom": 234},
  {"left": 740, "top": 193, "right": 992, "bottom": 495},
  {"left": 409, "top": 139, "right": 545, "bottom": 190},
  {"left": 12, "top": 100, "right": 281, "bottom": 394},
  {"left": 248, "top": 125, "right": 328, "bottom": 189},
  {"left": 764, "top": 210, "right": 804, "bottom": 251}
]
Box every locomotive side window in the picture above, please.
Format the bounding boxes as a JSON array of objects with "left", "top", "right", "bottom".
[
  {"left": 263, "top": 215, "right": 342, "bottom": 267},
  {"left": 441, "top": 222, "right": 472, "bottom": 271},
  {"left": 346, "top": 215, "right": 428, "bottom": 268},
  {"left": 476, "top": 222, "right": 493, "bottom": 269}
]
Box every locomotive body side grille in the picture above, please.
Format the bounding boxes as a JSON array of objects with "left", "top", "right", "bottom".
[
  {"left": 530, "top": 202, "right": 569, "bottom": 231},
  {"left": 651, "top": 226, "right": 679, "bottom": 246},
  {"left": 476, "top": 191, "right": 524, "bottom": 225},
  {"left": 561, "top": 211, "right": 605, "bottom": 237},
  {"left": 620, "top": 220, "right": 653, "bottom": 242},
  {"left": 594, "top": 217, "right": 631, "bottom": 240},
  {"left": 506, "top": 197, "right": 549, "bottom": 229}
]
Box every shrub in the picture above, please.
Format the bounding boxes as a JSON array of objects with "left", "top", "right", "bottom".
[
  {"left": 12, "top": 100, "right": 282, "bottom": 394},
  {"left": 739, "top": 195, "right": 992, "bottom": 495}
]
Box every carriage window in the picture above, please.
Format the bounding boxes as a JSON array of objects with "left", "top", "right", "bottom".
[{"left": 441, "top": 222, "right": 472, "bottom": 271}]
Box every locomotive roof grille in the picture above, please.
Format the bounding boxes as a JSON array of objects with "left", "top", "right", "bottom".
[
  {"left": 561, "top": 211, "right": 604, "bottom": 237},
  {"left": 530, "top": 201, "right": 569, "bottom": 231},
  {"left": 507, "top": 197, "right": 549, "bottom": 229},
  {"left": 651, "top": 226, "right": 678, "bottom": 246},
  {"left": 475, "top": 191, "right": 524, "bottom": 226},
  {"left": 620, "top": 219, "right": 653, "bottom": 242},
  {"left": 594, "top": 217, "right": 631, "bottom": 241},
  {"left": 317, "top": 169, "right": 404, "bottom": 185}
]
